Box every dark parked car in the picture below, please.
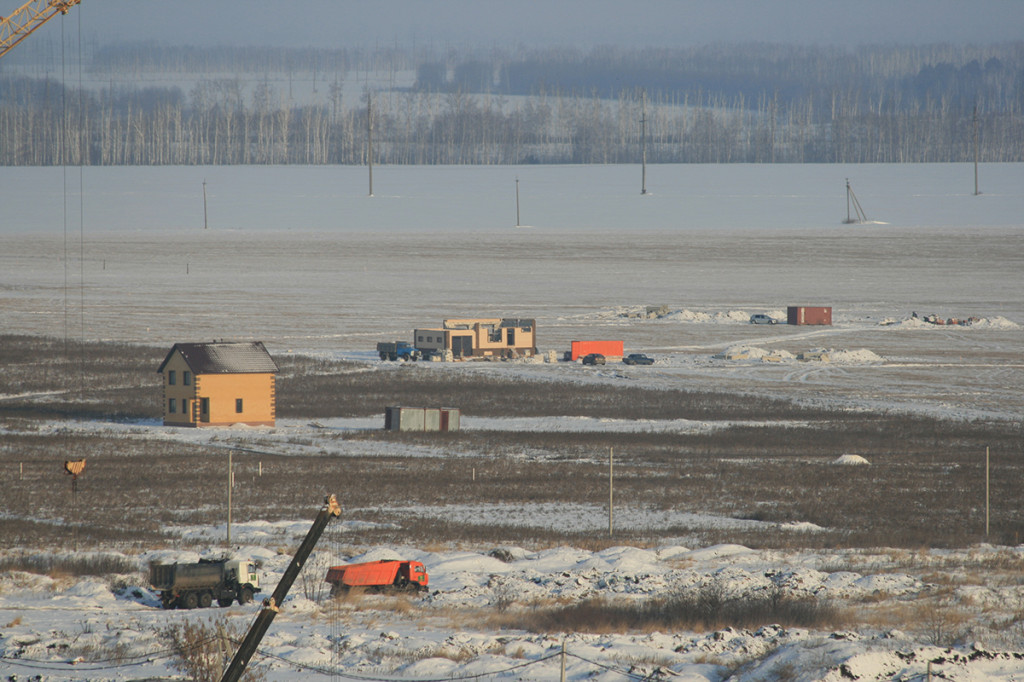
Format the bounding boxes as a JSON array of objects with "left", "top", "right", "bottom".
[
  {"left": 581, "top": 353, "right": 606, "bottom": 365},
  {"left": 622, "top": 353, "right": 655, "bottom": 365}
]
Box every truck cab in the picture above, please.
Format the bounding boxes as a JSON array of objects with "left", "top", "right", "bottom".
[{"left": 225, "top": 559, "right": 259, "bottom": 590}]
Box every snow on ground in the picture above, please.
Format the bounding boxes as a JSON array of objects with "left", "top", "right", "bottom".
[
  {"left": 2, "top": 163, "right": 1023, "bottom": 422},
  {"left": 2, "top": 164, "right": 1023, "bottom": 678},
  {"left": 832, "top": 454, "right": 871, "bottom": 466},
  {"left": 3, "top": 539, "right": 1024, "bottom": 681}
]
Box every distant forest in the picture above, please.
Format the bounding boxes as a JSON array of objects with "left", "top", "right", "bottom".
[{"left": 2, "top": 42, "right": 1022, "bottom": 165}]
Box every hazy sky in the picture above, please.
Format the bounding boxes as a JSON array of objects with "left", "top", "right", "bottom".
[{"left": 75, "top": 1, "right": 1022, "bottom": 50}]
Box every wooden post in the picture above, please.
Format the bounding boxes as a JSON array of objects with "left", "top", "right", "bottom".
[
  {"left": 560, "top": 641, "right": 566, "bottom": 682},
  {"left": 202, "top": 180, "right": 208, "bottom": 229},
  {"left": 608, "top": 448, "right": 614, "bottom": 537}
]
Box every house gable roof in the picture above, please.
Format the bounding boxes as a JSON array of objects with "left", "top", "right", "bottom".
[{"left": 157, "top": 341, "right": 279, "bottom": 375}]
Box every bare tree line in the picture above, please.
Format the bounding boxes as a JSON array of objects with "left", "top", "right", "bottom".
[{"left": 2, "top": 42, "right": 1022, "bottom": 165}]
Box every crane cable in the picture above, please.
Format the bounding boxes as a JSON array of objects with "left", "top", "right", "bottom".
[{"left": 59, "top": 0, "right": 86, "bottom": 550}]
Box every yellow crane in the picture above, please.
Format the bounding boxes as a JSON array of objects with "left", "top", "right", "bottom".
[{"left": 0, "top": 0, "right": 81, "bottom": 59}]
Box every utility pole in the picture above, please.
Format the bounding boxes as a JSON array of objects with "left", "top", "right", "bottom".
[
  {"left": 227, "top": 451, "right": 232, "bottom": 546},
  {"left": 985, "top": 446, "right": 990, "bottom": 537},
  {"left": 608, "top": 448, "right": 614, "bottom": 536},
  {"left": 367, "top": 92, "right": 374, "bottom": 197},
  {"left": 640, "top": 91, "right": 648, "bottom": 195},
  {"left": 203, "top": 180, "right": 208, "bottom": 229},
  {"left": 515, "top": 177, "right": 520, "bottom": 227},
  {"left": 973, "top": 105, "right": 980, "bottom": 196}
]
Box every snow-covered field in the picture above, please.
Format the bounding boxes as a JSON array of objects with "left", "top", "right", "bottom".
[
  {"left": 5, "top": 532, "right": 1024, "bottom": 681},
  {"left": 2, "top": 163, "right": 1024, "bottom": 680},
  {"left": 2, "top": 163, "right": 1022, "bottom": 420}
]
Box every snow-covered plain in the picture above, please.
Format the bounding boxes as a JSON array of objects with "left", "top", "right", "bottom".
[
  {"left": 2, "top": 163, "right": 1024, "bottom": 680},
  {"left": 2, "top": 163, "right": 1023, "bottom": 420}
]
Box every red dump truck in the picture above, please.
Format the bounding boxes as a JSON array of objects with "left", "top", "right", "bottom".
[{"left": 325, "top": 559, "right": 429, "bottom": 595}]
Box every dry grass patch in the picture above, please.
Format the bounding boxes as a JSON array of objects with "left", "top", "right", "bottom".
[
  {"left": 3, "top": 336, "right": 1024, "bottom": 551},
  {"left": 502, "top": 586, "right": 842, "bottom": 635}
]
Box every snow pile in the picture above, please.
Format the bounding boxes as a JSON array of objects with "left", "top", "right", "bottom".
[
  {"left": 833, "top": 453, "right": 871, "bottom": 466},
  {"left": 615, "top": 306, "right": 789, "bottom": 324},
  {"left": 880, "top": 315, "right": 1019, "bottom": 329},
  {"left": 6, "top": 541, "right": 1024, "bottom": 680},
  {"left": 971, "top": 315, "right": 1021, "bottom": 329},
  {"left": 827, "top": 348, "right": 885, "bottom": 363},
  {"left": 662, "top": 309, "right": 759, "bottom": 324},
  {"left": 714, "top": 346, "right": 796, "bottom": 361}
]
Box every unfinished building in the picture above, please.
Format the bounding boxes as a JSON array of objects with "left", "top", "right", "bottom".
[{"left": 414, "top": 318, "right": 537, "bottom": 359}]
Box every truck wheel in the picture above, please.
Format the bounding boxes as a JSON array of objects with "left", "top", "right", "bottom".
[
  {"left": 379, "top": 352, "right": 388, "bottom": 360},
  {"left": 161, "top": 593, "right": 175, "bottom": 610},
  {"left": 181, "top": 592, "right": 199, "bottom": 610},
  {"left": 198, "top": 592, "right": 213, "bottom": 608},
  {"left": 238, "top": 587, "right": 254, "bottom": 605},
  {"left": 217, "top": 597, "right": 233, "bottom": 607}
]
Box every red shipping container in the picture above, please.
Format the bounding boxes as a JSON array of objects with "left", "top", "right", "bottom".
[
  {"left": 569, "top": 340, "right": 624, "bottom": 361},
  {"left": 787, "top": 306, "right": 832, "bottom": 325}
]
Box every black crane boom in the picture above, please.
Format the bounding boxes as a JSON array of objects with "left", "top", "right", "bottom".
[{"left": 220, "top": 494, "right": 341, "bottom": 682}]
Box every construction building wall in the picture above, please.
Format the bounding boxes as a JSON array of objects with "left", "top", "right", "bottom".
[
  {"left": 415, "top": 318, "right": 536, "bottom": 358},
  {"left": 160, "top": 354, "right": 276, "bottom": 427}
]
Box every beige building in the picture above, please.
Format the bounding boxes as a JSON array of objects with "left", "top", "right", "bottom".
[
  {"left": 414, "top": 318, "right": 537, "bottom": 359},
  {"left": 157, "top": 341, "right": 279, "bottom": 427}
]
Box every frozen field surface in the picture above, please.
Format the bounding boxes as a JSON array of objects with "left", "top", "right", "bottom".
[
  {"left": 2, "top": 163, "right": 1024, "bottom": 680},
  {"left": 2, "top": 163, "right": 1022, "bottom": 420}
]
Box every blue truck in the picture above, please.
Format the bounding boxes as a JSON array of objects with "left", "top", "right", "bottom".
[{"left": 377, "top": 341, "right": 421, "bottom": 361}]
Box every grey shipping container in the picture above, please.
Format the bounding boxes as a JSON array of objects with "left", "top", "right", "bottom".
[{"left": 385, "top": 406, "right": 460, "bottom": 432}]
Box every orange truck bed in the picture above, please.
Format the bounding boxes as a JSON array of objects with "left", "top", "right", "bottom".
[{"left": 324, "top": 559, "right": 429, "bottom": 591}]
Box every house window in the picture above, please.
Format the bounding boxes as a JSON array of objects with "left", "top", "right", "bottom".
[
  {"left": 168, "top": 371, "right": 176, "bottom": 385},
  {"left": 183, "top": 371, "right": 191, "bottom": 386},
  {"left": 235, "top": 398, "right": 243, "bottom": 413},
  {"left": 183, "top": 399, "right": 189, "bottom": 415},
  {"left": 418, "top": 335, "right": 424, "bottom": 342},
  {"left": 200, "top": 397, "right": 209, "bottom": 414},
  {"left": 168, "top": 398, "right": 176, "bottom": 413}
]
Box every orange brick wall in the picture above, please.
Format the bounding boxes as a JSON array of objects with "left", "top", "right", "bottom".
[{"left": 160, "top": 353, "right": 276, "bottom": 427}]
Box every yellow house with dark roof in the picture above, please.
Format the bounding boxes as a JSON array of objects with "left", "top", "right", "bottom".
[{"left": 157, "top": 341, "right": 279, "bottom": 427}]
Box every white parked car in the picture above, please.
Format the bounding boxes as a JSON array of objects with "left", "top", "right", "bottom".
[{"left": 749, "top": 314, "right": 777, "bottom": 325}]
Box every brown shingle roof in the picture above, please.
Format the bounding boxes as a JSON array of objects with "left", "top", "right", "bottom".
[{"left": 157, "top": 341, "right": 279, "bottom": 375}]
